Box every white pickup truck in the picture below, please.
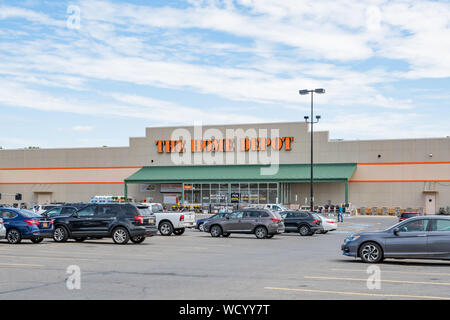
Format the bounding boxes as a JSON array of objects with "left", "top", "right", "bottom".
[{"left": 138, "top": 203, "right": 196, "bottom": 236}]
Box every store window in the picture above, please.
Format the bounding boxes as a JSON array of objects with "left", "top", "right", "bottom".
[
  {"left": 182, "top": 182, "right": 279, "bottom": 206},
  {"left": 259, "top": 183, "right": 268, "bottom": 204},
  {"left": 249, "top": 183, "right": 259, "bottom": 204},
  {"left": 269, "top": 183, "right": 278, "bottom": 203}
]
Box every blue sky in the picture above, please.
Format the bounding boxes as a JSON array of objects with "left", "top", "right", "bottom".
[{"left": 0, "top": 0, "right": 449, "bottom": 149}]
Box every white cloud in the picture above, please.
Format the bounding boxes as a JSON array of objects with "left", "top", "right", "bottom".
[
  {"left": 0, "top": 0, "right": 448, "bottom": 146},
  {"left": 71, "top": 125, "right": 94, "bottom": 132}
]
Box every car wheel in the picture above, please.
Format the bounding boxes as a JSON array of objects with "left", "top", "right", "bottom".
[
  {"left": 299, "top": 225, "right": 311, "bottom": 236},
  {"left": 130, "top": 235, "right": 146, "bottom": 244},
  {"left": 222, "top": 233, "right": 230, "bottom": 237},
  {"left": 173, "top": 228, "right": 185, "bottom": 236},
  {"left": 53, "top": 226, "right": 69, "bottom": 242},
  {"left": 159, "top": 222, "right": 174, "bottom": 236},
  {"left": 198, "top": 223, "right": 205, "bottom": 232},
  {"left": 31, "top": 237, "right": 44, "bottom": 244},
  {"left": 112, "top": 227, "right": 130, "bottom": 244},
  {"left": 74, "top": 237, "right": 87, "bottom": 242},
  {"left": 255, "top": 226, "right": 268, "bottom": 239},
  {"left": 210, "top": 225, "right": 222, "bottom": 237},
  {"left": 359, "top": 242, "right": 384, "bottom": 263},
  {"left": 6, "top": 229, "right": 22, "bottom": 244}
]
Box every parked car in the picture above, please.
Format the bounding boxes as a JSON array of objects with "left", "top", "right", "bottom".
[
  {"left": 196, "top": 212, "right": 229, "bottom": 232},
  {"left": 0, "top": 208, "right": 54, "bottom": 244},
  {"left": 52, "top": 203, "right": 157, "bottom": 244},
  {"left": 341, "top": 215, "right": 450, "bottom": 263},
  {"left": 316, "top": 214, "right": 337, "bottom": 234},
  {"left": 0, "top": 217, "right": 6, "bottom": 239},
  {"left": 204, "top": 209, "right": 285, "bottom": 239},
  {"left": 139, "top": 202, "right": 196, "bottom": 236},
  {"left": 399, "top": 211, "right": 421, "bottom": 222},
  {"left": 279, "top": 211, "right": 323, "bottom": 236}
]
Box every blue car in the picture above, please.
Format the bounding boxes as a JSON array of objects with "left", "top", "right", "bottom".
[{"left": 0, "top": 208, "right": 54, "bottom": 244}]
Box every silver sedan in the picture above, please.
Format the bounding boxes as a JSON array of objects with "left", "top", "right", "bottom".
[{"left": 342, "top": 215, "right": 450, "bottom": 263}]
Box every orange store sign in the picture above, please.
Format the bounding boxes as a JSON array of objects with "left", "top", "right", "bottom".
[{"left": 155, "top": 137, "right": 294, "bottom": 153}]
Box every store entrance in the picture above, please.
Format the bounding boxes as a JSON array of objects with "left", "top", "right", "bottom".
[{"left": 182, "top": 182, "right": 278, "bottom": 213}]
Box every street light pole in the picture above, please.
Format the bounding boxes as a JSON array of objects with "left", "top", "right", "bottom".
[{"left": 299, "top": 88, "right": 325, "bottom": 212}]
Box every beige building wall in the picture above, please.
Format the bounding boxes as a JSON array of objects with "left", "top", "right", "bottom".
[{"left": 0, "top": 121, "right": 449, "bottom": 212}]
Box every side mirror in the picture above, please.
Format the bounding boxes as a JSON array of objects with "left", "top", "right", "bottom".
[
  {"left": 72, "top": 212, "right": 78, "bottom": 218},
  {"left": 393, "top": 228, "right": 399, "bottom": 236},
  {"left": 226, "top": 216, "right": 230, "bottom": 220}
]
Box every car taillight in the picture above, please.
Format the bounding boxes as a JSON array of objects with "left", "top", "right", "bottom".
[
  {"left": 328, "top": 221, "right": 335, "bottom": 224},
  {"left": 180, "top": 215, "right": 184, "bottom": 221},
  {"left": 25, "top": 220, "right": 40, "bottom": 225},
  {"left": 50, "top": 219, "right": 54, "bottom": 225},
  {"left": 271, "top": 218, "right": 280, "bottom": 222},
  {"left": 134, "top": 216, "right": 144, "bottom": 224},
  {"left": 313, "top": 220, "right": 320, "bottom": 224}
]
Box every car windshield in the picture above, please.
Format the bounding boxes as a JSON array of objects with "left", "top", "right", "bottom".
[
  {"left": 151, "top": 204, "right": 163, "bottom": 212},
  {"left": 42, "top": 206, "right": 57, "bottom": 210},
  {"left": 278, "top": 205, "right": 288, "bottom": 211},
  {"left": 20, "top": 210, "right": 40, "bottom": 218},
  {"left": 136, "top": 206, "right": 153, "bottom": 216},
  {"left": 383, "top": 219, "right": 413, "bottom": 231}
]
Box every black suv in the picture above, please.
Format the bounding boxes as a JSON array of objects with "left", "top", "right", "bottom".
[
  {"left": 52, "top": 203, "right": 158, "bottom": 244},
  {"left": 279, "top": 211, "right": 323, "bottom": 236}
]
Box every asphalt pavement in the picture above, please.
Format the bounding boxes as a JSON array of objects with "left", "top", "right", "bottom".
[{"left": 0, "top": 216, "right": 449, "bottom": 300}]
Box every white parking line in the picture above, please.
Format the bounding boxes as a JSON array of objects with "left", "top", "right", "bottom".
[
  {"left": 331, "top": 268, "right": 450, "bottom": 277},
  {"left": 304, "top": 275, "right": 450, "bottom": 286},
  {"left": 1, "top": 254, "right": 93, "bottom": 261},
  {"left": 264, "top": 287, "right": 450, "bottom": 300},
  {"left": 0, "top": 262, "right": 45, "bottom": 267}
]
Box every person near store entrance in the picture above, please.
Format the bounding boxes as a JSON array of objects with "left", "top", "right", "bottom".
[{"left": 337, "top": 203, "right": 344, "bottom": 222}]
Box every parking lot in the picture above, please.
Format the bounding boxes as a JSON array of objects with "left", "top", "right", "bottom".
[{"left": 0, "top": 216, "right": 449, "bottom": 300}]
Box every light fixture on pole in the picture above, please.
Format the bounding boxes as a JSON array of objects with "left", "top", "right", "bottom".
[{"left": 299, "top": 88, "right": 325, "bottom": 212}]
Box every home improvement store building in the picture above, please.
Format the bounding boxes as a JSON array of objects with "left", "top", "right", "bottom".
[{"left": 0, "top": 121, "right": 449, "bottom": 214}]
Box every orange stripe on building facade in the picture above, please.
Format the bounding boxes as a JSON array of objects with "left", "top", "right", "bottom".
[
  {"left": 357, "top": 162, "right": 450, "bottom": 165},
  {"left": 0, "top": 182, "right": 125, "bottom": 185},
  {"left": 0, "top": 166, "right": 142, "bottom": 171},
  {"left": 349, "top": 180, "right": 450, "bottom": 183}
]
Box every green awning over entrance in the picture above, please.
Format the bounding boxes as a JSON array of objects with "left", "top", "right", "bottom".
[{"left": 125, "top": 163, "right": 357, "bottom": 183}]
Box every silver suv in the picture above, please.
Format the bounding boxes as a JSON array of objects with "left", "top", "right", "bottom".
[{"left": 204, "top": 209, "right": 285, "bottom": 239}]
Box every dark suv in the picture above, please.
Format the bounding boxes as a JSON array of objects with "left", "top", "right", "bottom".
[
  {"left": 52, "top": 203, "right": 157, "bottom": 244},
  {"left": 204, "top": 209, "right": 285, "bottom": 239},
  {"left": 279, "top": 211, "right": 323, "bottom": 236}
]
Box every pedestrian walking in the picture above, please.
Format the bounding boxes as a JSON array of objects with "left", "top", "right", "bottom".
[{"left": 337, "top": 203, "right": 344, "bottom": 222}]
